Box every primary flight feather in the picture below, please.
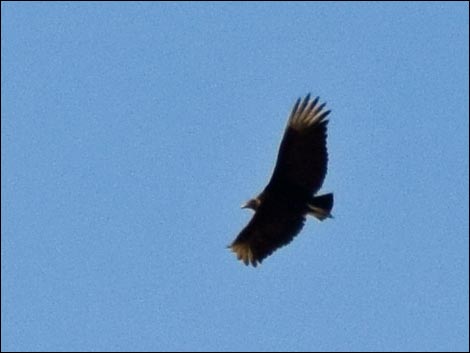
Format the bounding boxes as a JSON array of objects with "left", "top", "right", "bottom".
[{"left": 229, "top": 93, "right": 333, "bottom": 267}]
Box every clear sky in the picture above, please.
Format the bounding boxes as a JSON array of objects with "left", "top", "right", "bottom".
[{"left": 2, "top": 2, "right": 468, "bottom": 352}]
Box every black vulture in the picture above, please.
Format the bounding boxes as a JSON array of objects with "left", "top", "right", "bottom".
[{"left": 229, "top": 94, "right": 333, "bottom": 266}]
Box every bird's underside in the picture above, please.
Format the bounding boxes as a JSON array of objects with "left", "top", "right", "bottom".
[{"left": 229, "top": 93, "right": 333, "bottom": 267}]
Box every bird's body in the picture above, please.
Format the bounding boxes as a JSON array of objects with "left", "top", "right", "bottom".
[{"left": 230, "top": 94, "right": 333, "bottom": 266}]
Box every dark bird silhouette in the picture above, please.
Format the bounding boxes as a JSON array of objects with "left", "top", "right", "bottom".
[{"left": 229, "top": 94, "right": 333, "bottom": 266}]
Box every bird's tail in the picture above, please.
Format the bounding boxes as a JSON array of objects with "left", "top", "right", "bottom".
[{"left": 308, "top": 193, "right": 334, "bottom": 221}]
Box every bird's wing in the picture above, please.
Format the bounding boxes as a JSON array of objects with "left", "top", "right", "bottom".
[
  {"left": 230, "top": 206, "right": 306, "bottom": 266},
  {"left": 266, "top": 94, "right": 330, "bottom": 195}
]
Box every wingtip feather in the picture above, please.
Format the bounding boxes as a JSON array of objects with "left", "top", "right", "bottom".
[
  {"left": 289, "top": 94, "right": 329, "bottom": 130},
  {"left": 229, "top": 242, "right": 260, "bottom": 267}
]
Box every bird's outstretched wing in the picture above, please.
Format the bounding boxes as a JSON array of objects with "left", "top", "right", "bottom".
[
  {"left": 230, "top": 204, "right": 306, "bottom": 267},
  {"left": 266, "top": 94, "right": 330, "bottom": 195}
]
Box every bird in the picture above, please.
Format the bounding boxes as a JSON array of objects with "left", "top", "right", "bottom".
[{"left": 229, "top": 93, "right": 333, "bottom": 267}]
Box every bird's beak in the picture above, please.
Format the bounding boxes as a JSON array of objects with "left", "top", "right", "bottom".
[{"left": 240, "top": 202, "right": 249, "bottom": 209}]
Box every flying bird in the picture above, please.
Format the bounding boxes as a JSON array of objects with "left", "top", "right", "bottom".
[{"left": 229, "top": 94, "right": 333, "bottom": 267}]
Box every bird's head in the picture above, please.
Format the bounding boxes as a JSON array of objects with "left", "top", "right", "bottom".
[{"left": 241, "top": 198, "right": 261, "bottom": 211}]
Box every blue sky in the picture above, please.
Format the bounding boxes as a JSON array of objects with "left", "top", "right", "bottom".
[{"left": 2, "top": 2, "right": 468, "bottom": 352}]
